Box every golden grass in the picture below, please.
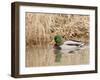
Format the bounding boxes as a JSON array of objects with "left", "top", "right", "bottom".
[{"left": 25, "top": 13, "right": 89, "bottom": 47}]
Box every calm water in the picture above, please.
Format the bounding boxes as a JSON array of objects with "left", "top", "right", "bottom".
[{"left": 26, "top": 45, "right": 89, "bottom": 67}]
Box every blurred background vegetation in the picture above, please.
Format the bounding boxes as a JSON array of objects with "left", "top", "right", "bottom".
[{"left": 25, "top": 13, "right": 89, "bottom": 47}]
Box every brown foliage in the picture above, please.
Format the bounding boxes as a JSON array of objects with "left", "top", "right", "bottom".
[{"left": 25, "top": 13, "right": 89, "bottom": 47}]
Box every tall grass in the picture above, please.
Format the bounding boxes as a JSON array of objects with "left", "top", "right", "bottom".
[{"left": 25, "top": 13, "right": 89, "bottom": 47}]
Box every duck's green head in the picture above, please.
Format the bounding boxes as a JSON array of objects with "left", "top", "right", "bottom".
[{"left": 54, "top": 34, "right": 62, "bottom": 46}]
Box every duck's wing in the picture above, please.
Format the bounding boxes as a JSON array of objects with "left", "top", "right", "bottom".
[
  {"left": 66, "top": 43, "right": 80, "bottom": 46},
  {"left": 64, "top": 40, "right": 84, "bottom": 47},
  {"left": 64, "top": 40, "right": 81, "bottom": 44},
  {"left": 60, "top": 44, "right": 78, "bottom": 50}
]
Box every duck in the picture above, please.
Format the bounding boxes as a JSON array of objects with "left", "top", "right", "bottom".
[{"left": 54, "top": 34, "right": 84, "bottom": 53}]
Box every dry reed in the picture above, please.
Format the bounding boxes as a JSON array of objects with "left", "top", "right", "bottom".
[{"left": 25, "top": 13, "right": 89, "bottom": 47}]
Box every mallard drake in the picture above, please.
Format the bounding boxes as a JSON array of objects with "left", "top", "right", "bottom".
[{"left": 54, "top": 35, "right": 84, "bottom": 53}]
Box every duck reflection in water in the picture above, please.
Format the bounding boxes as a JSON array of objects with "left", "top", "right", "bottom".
[{"left": 54, "top": 49, "right": 62, "bottom": 62}]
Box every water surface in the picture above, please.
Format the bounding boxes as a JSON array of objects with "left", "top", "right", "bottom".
[{"left": 26, "top": 45, "right": 89, "bottom": 67}]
